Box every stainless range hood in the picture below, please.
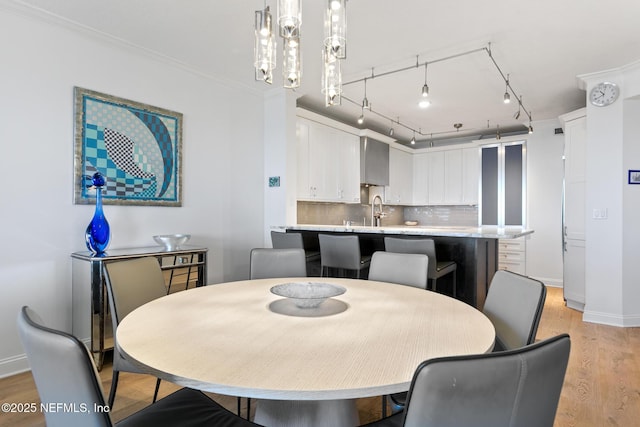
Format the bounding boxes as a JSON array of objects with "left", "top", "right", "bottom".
[{"left": 360, "top": 136, "right": 389, "bottom": 186}]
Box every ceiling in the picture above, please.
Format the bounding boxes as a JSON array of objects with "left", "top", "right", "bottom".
[{"left": 15, "top": 0, "right": 640, "bottom": 148}]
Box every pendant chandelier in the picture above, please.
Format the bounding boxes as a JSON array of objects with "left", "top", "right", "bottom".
[
  {"left": 254, "top": 0, "right": 348, "bottom": 95},
  {"left": 254, "top": 5, "right": 275, "bottom": 84}
]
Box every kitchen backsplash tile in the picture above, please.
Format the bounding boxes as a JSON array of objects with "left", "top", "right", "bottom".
[
  {"left": 297, "top": 201, "right": 403, "bottom": 226},
  {"left": 403, "top": 205, "right": 479, "bottom": 226},
  {"left": 297, "top": 202, "right": 478, "bottom": 227}
]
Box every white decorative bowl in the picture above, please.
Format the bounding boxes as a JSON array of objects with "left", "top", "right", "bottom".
[
  {"left": 271, "top": 282, "right": 346, "bottom": 309},
  {"left": 153, "top": 234, "right": 191, "bottom": 251},
  {"left": 404, "top": 220, "right": 419, "bottom": 226}
]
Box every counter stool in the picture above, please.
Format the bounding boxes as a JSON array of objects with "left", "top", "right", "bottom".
[
  {"left": 318, "top": 234, "right": 371, "bottom": 278},
  {"left": 384, "top": 237, "right": 457, "bottom": 297},
  {"left": 271, "top": 231, "right": 321, "bottom": 276}
]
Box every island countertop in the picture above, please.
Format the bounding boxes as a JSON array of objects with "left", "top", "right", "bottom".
[{"left": 275, "top": 224, "right": 534, "bottom": 239}]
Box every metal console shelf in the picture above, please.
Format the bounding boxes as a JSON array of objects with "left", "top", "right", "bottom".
[{"left": 71, "top": 245, "right": 208, "bottom": 370}]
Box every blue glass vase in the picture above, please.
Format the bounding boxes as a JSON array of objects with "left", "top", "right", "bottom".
[{"left": 85, "top": 172, "right": 111, "bottom": 254}]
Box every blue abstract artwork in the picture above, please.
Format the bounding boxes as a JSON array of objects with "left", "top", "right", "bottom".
[{"left": 74, "top": 87, "right": 182, "bottom": 206}]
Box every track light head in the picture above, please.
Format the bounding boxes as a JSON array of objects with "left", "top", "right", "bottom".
[
  {"left": 389, "top": 127, "right": 394, "bottom": 136},
  {"left": 503, "top": 91, "right": 511, "bottom": 104},
  {"left": 421, "top": 83, "right": 429, "bottom": 97}
]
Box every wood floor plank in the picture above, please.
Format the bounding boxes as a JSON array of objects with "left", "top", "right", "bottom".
[{"left": 1, "top": 286, "right": 639, "bottom": 426}]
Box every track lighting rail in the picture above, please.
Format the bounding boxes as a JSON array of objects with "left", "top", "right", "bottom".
[{"left": 342, "top": 43, "right": 534, "bottom": 142}]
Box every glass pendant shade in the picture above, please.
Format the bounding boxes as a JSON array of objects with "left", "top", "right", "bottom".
[
  {"left": 255, "top": 7, "right": 276, "bottom": 84},
  {"left": 322, "top": 49, "right": 342, "bottom": 106},
  {"left": 283, "top": 37, "right": 302, "bottom": 89},
  {"left": 278, "top": 0, "right": 301, "bottom": 38},
  {"left": 324, "top": 0, "right": 347, "bottom": 59}
]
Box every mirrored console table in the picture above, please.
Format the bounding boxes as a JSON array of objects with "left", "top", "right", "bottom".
[{"left": 71, "top": 245, "right": 208, "bottom": 370}]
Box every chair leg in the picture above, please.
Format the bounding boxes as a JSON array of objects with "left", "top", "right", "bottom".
[
  {"left": 152, "top": 378, "right": 161, "bottom": 402},
  {"left": 381, "top": 395, "right": 387, "bottom": 418},
  {"left": 108, "top": 370, "right": 119, "bottom": 408},
  {"left": 432, "top": 278, "right": 437, "bottom": 292},
  {"left": 452, "top": 270, "right": 457, "bottom": 298},
  {"left": 237, "top": 397, "right": 241, "bottom": 416},
  {"left": 247, "top": 398, "right": 251, "bottom": 420}
]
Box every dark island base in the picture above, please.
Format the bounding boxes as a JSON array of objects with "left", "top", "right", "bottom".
[{"left": 294, "top": 230, "right": 499, "bottom": 310}]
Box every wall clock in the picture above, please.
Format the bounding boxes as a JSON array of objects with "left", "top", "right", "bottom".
[{"left": 589, "top": 82, "right": 619, "bottom": 107}]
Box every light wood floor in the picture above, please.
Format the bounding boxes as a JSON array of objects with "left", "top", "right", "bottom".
[{"left": 1, "top": 287, "right": 639, "bottom": 426}]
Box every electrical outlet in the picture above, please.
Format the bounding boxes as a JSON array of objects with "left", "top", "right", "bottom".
[{"left": 592, "top": 208, "right": 608, "bottom": 219}]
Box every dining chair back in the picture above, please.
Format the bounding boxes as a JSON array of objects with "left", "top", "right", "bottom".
[
  {"left": 104, "top": 257, "right": 169, "bottom": 407},
  {"left": 483, "top": 270, "right": 547, "bottom": 351},
  {"left": 384, "top": 237, "right": 457, "bottom": 296},
  {"left": 17, "top": 306, "right": 263, "bottom": 427},
  {"left": 250, "top": 248, "right": 307, "bottom": 279},
  {"left": 365, "top": 334, "right": 571, "bottom": 427},
  {"left": 403, "top": 334, "right": 570, "bottom": 427},
  {"left": 318, "top": 233, "right": 371, "bottom": 278},
  {"left": 368, "top": 251, "right": 429, "bottom": 289},
  {"left": 271, "top": 231, "right": 321, "bottom": 275}
]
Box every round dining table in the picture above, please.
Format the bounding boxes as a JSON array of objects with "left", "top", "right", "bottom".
[{"left": 116, "top": 277, "right": 495, "bottom": 427}]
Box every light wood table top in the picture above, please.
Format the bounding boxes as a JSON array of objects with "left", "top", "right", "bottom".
[{"left": 116, "top": 277, "right": 495, "bottom": 401}]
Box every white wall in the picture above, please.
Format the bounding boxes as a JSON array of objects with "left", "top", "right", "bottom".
[
  {"left": 581, "top": 60, "right": 640, "bottom": 326},
  {"left": 0, "top": 6, "right": 265, "bottom": 376},
  {"left": 525, "top": 119, "right": 565, "bottom": 287}
]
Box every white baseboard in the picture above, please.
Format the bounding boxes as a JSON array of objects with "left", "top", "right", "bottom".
[
  {"left": 530, "top": 276, "right": 563, "bottom": 288},
  {"left": 583, "top": 310, "right": 640, "bottom": 327},
  {"left": 0, "top": 354, "right": 30, "bottom": 379}
]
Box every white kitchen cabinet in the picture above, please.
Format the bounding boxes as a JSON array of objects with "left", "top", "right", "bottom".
[
  {"left": 443, "top": 149, "right": 463, "bottom": 204},
  {"left": 296, "top": 117, "right": 360, "bottom": 203},
  {"left": 461, "top": 146, "right": 480, "bottom": 205},
  {"left": 385, "top": 147, "right": 413, "bottom": 205},
  {"left": 498, "top": 237, "right": 526, "bottom": 275},
  {"left": 296, "top": 120, "right": 312, "bottom": 199},
  {"left": 560, "top": 109, "right": 586, "bottom": 310},
  {"left": 428, "top": 151, "right": 445, "bottom": 204},
  {"left": 416, "top": 148, "right": 480, "bottom": 206},
  {"left": 336, "top": 132, "right": 361, "bottom": 202},
  {"left": 412, "top": 153, "right": 429, "bottom": 205}
]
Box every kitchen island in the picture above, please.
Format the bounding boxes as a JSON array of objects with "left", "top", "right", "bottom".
[{"left": 274, "top": 225, "right": 533, "bottom": 310}]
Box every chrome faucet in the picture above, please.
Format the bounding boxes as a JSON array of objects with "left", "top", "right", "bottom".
[{"left": 371, "top": 195, "right": 385, "bottom": 227}]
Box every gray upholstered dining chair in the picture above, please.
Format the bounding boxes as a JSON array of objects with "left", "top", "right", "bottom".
[
  {"left": 483, "top": 269, "right": 547, "bottom": 351},
  {"left": 318, "top": 233, "right": 371, "bottom": 278},
  {"left": 384, "top": 237, "right": 457, "bottom": 297},
  {"left": 103, "top": 257, "right": 168, "bottom": 408},
  {"left": 368, "top": 251, "right": 429, "bottom": 289},
  {"left": 270, "top": 230, "right": 321, "bottom": 262},
  {"left": 17, "top": 306, "right": 262, "bottom": 427},
  {"left": 270, "top": 231, "right": 320, "bottom": 276},
  {"left": 249, "top": 248, "right": 307, "bottom": 279},
  {"left": 364, "top": 334, "right": 571, "bottom": 427},
  {"left": 389, "top": 269, "right": 548, "bottom": 413}
]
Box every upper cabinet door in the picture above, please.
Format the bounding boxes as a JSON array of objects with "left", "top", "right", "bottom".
[
  {"left": 412, "top": 153, "right": 429, "bottom": 205},
  {"left": 296, "top": 117, "right": 360, "bottom": 203},
  {"left": 296, "top": 120, "right": 312, "bottom": 199},
  {"left": 461, "top": 147, "right": 480, "bottom": 205},
  {"left": 564, "top": 116, "right": 586, "bottom": 240},
  {"left": 308, "top": 123, "right": 339, "bottom": 201},
  {"left": 386, "top": 147, "right": 413, "bottom": 205},
  {"left": 337, "top": 132, "right": 361, "bottom": 203},
  {"left": 443, "top": 149, "right": 463, "bottom": 204},
  {"left": 428, "top": 151, "right": 445, "bottom": 205}
]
